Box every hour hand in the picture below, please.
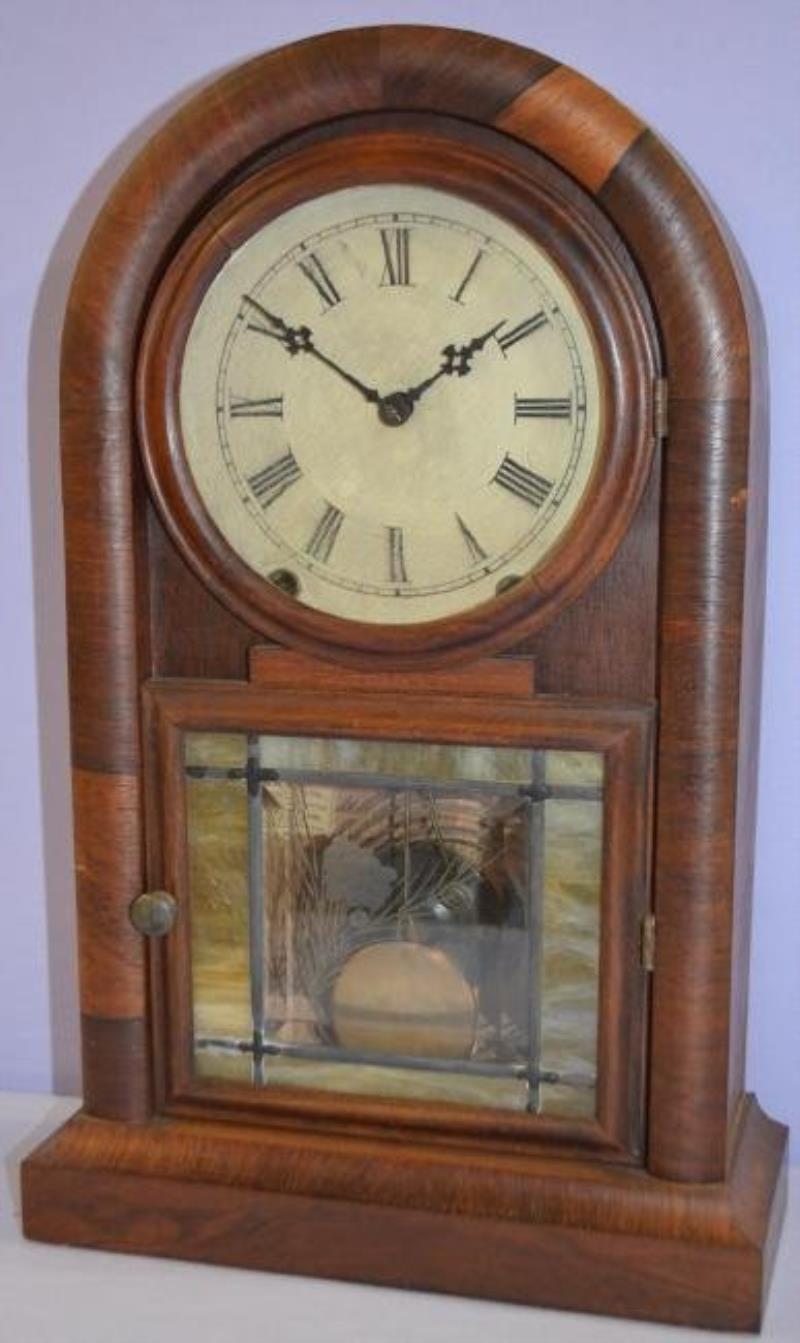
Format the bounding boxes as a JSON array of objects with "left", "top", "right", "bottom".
[
  {"left": 440, "top": 320, "right": 506, "bottom": 378},
  {"left": 404, "top": 321, "right": 506, "bottom": 406}
]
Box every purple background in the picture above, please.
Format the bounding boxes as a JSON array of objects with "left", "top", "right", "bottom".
[{"left": 1, "top": 2, "right": 797, "bottom": 1158}]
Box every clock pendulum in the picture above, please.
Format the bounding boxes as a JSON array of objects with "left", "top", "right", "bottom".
[{"left": 21, "top": 27, "right": 787, "bottom": 1332}]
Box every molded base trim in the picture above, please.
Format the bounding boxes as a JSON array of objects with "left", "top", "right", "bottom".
[{"left": 21, "top": 1094, "right": 786, "bottom": 1331}]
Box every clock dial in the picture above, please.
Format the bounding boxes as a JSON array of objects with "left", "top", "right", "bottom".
[{"left": 178, "top": 185, "right": 603, "bottom": 625}]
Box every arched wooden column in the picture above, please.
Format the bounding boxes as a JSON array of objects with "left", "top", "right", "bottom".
[
  {"left": 62, "top": 27, "right": 767, "bottom": 1190},
  {"left": 497, "top": 65, "right": 765, "bottom": 1183}
]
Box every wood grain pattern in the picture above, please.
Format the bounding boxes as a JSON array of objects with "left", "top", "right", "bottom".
[
  {"left": 496, "top": 65, "right": 644, "bottom": 193},
  {"left": 378, "top": 24, "right": 556, "bottom": 117},
  {"left": 525, "top": 461, "right": 661, "bottom": 699},
  {"left": 80, "top": 1015, "right": 150, "bottom": 1121},
  {"left": 647, "top": 399, "right": 752, "bottom": 1180},
  {"left": 61, "top": 393, "right": 149, "bottom": 775},
  {"left": 729, "top": 289, "right": 770, "bottom": 1127},
  {"left": 147, "top": 506, "right": 256, "bottom": 681},
  {"left": 600, "top": 130, "right": 750, "bottom": 399},
  {"left": 71, "top": 767, "right": 150, "bottom": 1118},
  {"left": 248, "top": 647, "right": 537, "bottom": 696},
  {"left": 599, "top": 130, "right": 767, "bottom": 1178},
  {"left": 21, "top": 1094, "right": 787, "bottom": 1331},
  {"left": 73, "top": 768, "right": 145, "bottom": 1020}
]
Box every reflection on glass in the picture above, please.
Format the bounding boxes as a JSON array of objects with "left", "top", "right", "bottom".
[{"left": 186, "top": 733, "right": 602, "bottom": 1117}]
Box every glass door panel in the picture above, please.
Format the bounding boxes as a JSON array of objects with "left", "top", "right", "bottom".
[{"left": 185, "top": 732, "right": 603, "bottom": 1118}]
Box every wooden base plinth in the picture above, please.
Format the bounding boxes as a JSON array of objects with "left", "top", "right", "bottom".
[{"left": 21, "top": 1094, "right": 786, "bottom": 1332}]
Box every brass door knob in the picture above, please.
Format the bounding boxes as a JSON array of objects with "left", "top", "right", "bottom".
[{"left": 129, "top": 890, "right": 178, "bottom": 937}]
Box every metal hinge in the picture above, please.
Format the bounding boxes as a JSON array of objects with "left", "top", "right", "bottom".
[
  {"left": 654, "top": 378, "right": 668, "bottom": 439},
  {"left": 640, "top": 912, "right": 656, "bottom": 972}
]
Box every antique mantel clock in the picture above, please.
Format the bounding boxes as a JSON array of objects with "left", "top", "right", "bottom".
[{"left": 21, "top": 26, "right": 787, "bottom": 1331}]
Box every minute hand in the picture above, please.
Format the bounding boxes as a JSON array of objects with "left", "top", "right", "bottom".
[
  {"left": 403, "top": 321, "right": 506, "bottom": 406},
  {"left": 307, "top": 343, "right": 380, "bottom": 404},
  {"left": 241, "top": 295, "right": 380, "bottom": 405}
]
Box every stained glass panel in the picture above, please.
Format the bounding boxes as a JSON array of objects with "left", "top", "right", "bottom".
[{"left": 186, "top": 732, "right": 602, "bottom": 1116}]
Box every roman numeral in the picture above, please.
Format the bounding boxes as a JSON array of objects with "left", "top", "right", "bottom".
[
  {"left": 450, "top": 249, "right": 485, "bottom": 305},
  {"left": 494, "top": 455, "right": 554, "bottom": 509},
  {"left": 297, "top": 252, "right": 341, "bottom": 309},
  {"left": 379, "top": 228, "right": 411, "bottom": 286},
  {"left": 387, "top": 526, "right": 408, "bottom": 583},
  {"left": 247, "top": 451, "right": 301, "bottom": 508},
  {"left": 496, "top": 312, "right": 547, "bottom": 354},
  {"left": 306, "top": 503, "right": 344, "bottom": 563},
  {"left": 514, "top": 395, "right": 571, "bottom": 421},
  {"left": 456, "top": 513, "right": 488, "bottom": 565},
  {"left": 229, "top": 395, "right": 284, "bottom": 418}
]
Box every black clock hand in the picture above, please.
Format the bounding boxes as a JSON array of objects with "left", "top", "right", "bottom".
[
  {"left": 376, "top": 321, "right": 506, "bottom": 428},
  {"left": 241, "top": 295, "right": 380, "bottom": 404},
  {"left": 309, "top": 343, "right": 381, "bottom": 404},
  {"left": 242, "top": 296, "right": 504, "bottom": 428},
  {"left": 405, "top": 321, "right": 506, "bottom": 404}
]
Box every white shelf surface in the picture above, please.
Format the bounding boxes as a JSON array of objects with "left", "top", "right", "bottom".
[{"left": 2, "top": 1093, "right": 797, "bottom": 1343}]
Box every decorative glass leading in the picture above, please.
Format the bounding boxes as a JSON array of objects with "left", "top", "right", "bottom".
[{"left": 185, "top": 733, "right": 603, "bottom": 1116}]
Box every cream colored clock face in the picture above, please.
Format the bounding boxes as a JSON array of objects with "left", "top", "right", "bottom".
[{"left": 179, "top": 184, "right": 603, "bottom": 624}]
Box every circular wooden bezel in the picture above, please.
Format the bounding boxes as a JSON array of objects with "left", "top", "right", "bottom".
[{"left": 137, "top": 117, "right": 659, "bottom": 667}]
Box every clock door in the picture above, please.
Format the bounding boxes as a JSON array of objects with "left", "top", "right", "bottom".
[{"left": 144, "top": 655, "right": 653, "bottom": 1158}]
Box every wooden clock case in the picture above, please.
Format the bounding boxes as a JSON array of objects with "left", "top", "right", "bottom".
[{"left": 20, "top": 26, "right": 787, "bottom": 1332}]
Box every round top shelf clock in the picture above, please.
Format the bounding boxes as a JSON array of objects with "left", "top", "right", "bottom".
[{"left": 21, "top": 26, "right": 786, "bottom": 1334}]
